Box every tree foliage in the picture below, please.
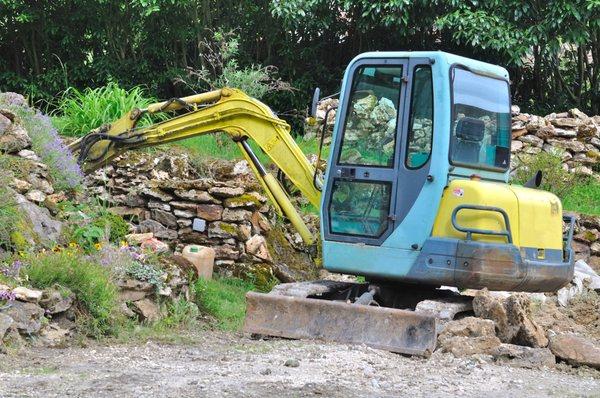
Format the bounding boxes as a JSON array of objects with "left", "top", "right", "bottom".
[{"left": 0, "top": 0, "right": 597, "bottom": 117}]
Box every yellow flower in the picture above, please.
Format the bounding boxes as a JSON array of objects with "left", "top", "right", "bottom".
[
  {"left": 120, "top": 240, "right": 128, "bottom": 247},
  {"left": 69, "top": 242, "right": 78, "bottom": 248},
  {"left": 94, "top": 242, "right": 103, "bottom": 250}
]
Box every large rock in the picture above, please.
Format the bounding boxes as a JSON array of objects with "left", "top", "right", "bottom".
[
  {"left": 208, "top": 222, "right": 241, "bottom": 239},
  {"left": 2, "top": 301, "right": 45, "bottom": 334},
  {"left": 138, "top": 219, "right": 177, "bottom": 240},
  {"left": 174, "top": 189, "right": 218, "bottom": 203},
  {"left": 196, "top": 204, "right": 223, "bottom": 221},
  {"left": 14, "top": 193, "right": 63, "bottom": 247},
  {"left": 246, "top": 234, "right": 272, "bottom": 262},
  {"left": 132, "top": 298, "right": 161, "bottom": 322},
  {"left": 472, "top": 290, "right": 548, "bottom": 347},
  {"left": 549, "top": 334, "right": 600, "bottom": 369},
  {"left": 505, "top": 294, "right": 548, "bottom": 348},
  {"left": 437, "top": 317, "right": 502, "bottom": 357},
  {"left": 12, "top": 287, "right": 43, "bottom": 303},
  {"left": 490, "top": 344, "right": 555, "bottom": 368},
  {"left": 151, "top": 209, "right": 178, "bottom": 228},
  {"left": 0, "top": 313, "right": 14, "bottom": 339},
  {"left": 0, "top": 111, "right": 31, "bottom": 153},
  {"left": 39, "top": 285, "right": 74, "bottom": 314}
]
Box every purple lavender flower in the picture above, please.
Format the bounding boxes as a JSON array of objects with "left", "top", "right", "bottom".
[
  {"left": 0, "top": 290, "right": 16, "bottom": 303},
  {"left": 0, "top": 97, "right": 84, "bottom": 190},
  {"left": 1, "top": 260, "right": 21, "bottom": 278}
]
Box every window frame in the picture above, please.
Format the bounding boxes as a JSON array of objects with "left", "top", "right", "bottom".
[
  {"left": 448, "top": 63, "right": 512, "bottom": 172},
  {"left": 405, "top": 64, "right": 434, "bottom": 170},
  {"left": 336, "top": 64, "right": 404, "bottom": 169}
]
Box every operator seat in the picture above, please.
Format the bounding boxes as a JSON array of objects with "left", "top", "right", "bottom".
[{"left": 453, "top": 117, "right": 485, "bottom": 164}]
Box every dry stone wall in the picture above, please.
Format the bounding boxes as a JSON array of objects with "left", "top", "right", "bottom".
[
  {"left": 510, "top": 106, "right": 600, "bottom": 176},
  {"left": 87, "top": 151, "right": 318, "bottom": 281}
]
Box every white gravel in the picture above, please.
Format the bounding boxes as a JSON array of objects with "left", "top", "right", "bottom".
[{"left": 1, "top": 332, "right": 599, "bottom": 397}]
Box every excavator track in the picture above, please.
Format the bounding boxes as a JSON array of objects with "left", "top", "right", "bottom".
[{"left": 243, "top": 281, "right": 469, "bottom": 356}]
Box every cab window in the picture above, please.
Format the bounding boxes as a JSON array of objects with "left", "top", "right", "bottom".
[
  {"left": 338, "top": 66, "right": 403, "bottom": 167},
  {"left": 450, "top": 67, "right": 511, "bottom": 170},
  {"left": 406, "top": 66, "right": 434, "bottom": 169}
]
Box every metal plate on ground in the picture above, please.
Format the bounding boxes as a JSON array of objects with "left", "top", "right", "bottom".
[{"left": 244, "top": 291, "right": 437, "bottom": 356}]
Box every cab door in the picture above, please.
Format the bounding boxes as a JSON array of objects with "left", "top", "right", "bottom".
[{"left": 323, "top": 59, "right": 408, "bottom": 245}]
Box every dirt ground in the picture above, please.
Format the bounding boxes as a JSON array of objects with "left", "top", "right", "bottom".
[{"left": 1, "top": 332, "right": 599, "bottom": 398}]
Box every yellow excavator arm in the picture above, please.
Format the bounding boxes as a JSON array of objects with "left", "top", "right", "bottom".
[{"left": 69, "top": 88, "right": 321, "bottom": 244}]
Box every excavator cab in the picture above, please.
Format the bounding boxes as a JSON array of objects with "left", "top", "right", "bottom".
[{"left": 320, "top": 52, "right": 574, "bottom": 291}]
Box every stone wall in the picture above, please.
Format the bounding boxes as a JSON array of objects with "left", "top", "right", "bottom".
[
  {"left": 510, "top": 106, "right": 600, "bottom": 176},
  {"left": 87, "top": 151, "right": 319, "bottom": 281}
]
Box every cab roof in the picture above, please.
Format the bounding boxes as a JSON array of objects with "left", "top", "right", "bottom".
[{"left": 352, "top": 51, "right": 509, "bottom": 81}]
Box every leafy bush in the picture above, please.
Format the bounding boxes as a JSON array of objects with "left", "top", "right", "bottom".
[
  {"left": 52, "top": 82, "right": 162, "bottom": 137},
  {"left": 176, "top": 30, "right": 291, "bottom": 100},
  {"left": 513, "top": 151, "right": 600, "bottom": 215},
  {"left": 512, "top": 151, "right": 584, "bottom": 198},
  {"left": 125, "top": 262, "right": 165, "bottom": 290},
  {"left": 562, "top": 178, "right": 600, "bottom": 216},
  {"left": 24, "top": 251, "right": 120, "bottom": 336},
  {"left": 0, "top": 94, "right": 83, "bottom": 190},
  {"left": 61, "top": 201, "right": 130, "bottom": 252},
  {"left": 192, "top": 277, "right": 254, "bottom": 331}
]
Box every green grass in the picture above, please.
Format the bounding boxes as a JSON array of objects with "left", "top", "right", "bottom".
[
  {"left": 562, "top": 178, "right": 600, "bottom": 215},
  {"left": 52, "top": 82, "right": 163, "bottom": 137},
  {"left": 24, "top": 251, "right": 120, "bottom": 336},
  {"left": 192, "top": 277, "right": 254, "bottom": 331},
  {"left": 177, "top": 134, "right": 328, "bottom": 164}
]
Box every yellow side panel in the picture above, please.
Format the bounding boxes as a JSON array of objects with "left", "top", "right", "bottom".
[
  {"left": 432, "top": 180, "right": 520, "bottom": 245},
  {"left": 432, "top": 179, "right": 563, "bottom": 250},
  {"left": 509, "top": 185, "right": 563, "bottom": 250}
]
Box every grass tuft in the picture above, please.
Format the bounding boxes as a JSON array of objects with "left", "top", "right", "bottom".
[
  {"left": 192, "top": 277, "right": 254, "bottom": 331},
  {"left": 24, "top": 251, "right": 120, "bottom": 337}
]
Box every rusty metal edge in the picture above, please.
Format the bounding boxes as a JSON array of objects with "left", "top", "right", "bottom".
[{"left": 243, "top": 291, "right": 437, "bottom": 356}]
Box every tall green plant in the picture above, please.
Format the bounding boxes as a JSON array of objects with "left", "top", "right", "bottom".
[{"left": 53, "top": 83, "right": 162, "bottom": 137}]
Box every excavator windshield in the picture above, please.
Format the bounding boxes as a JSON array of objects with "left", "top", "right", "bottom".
[{"left": 450, "top": 66, "right": 511, "bottom": 170}]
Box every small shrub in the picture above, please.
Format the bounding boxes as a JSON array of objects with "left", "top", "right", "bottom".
[
  {"left": 52, "top": 82, "right": 162, "bottom": 137},
  {"left": 512, "top": 151, "right": 583, "bottom": 198},
  {"left": 125, "top": 262, "right": 165, "bottom": 290},
  {"left": 158, "top": 299, "right": 200, "bottom": 329},
  {"left": 562, "top": 178, "right": 600, "bottom": 215},
  {"left": 24, "top": 251, "right": 120, "bottom": 336},
  {"left": 61, "top": 200, "right": 130, "bottom": 252},
  {"left": 176, "top": 30, "right": 291, "bottom": 100},
  {"left": 192, "top": 277, "right": 254, "bottom": 331}
]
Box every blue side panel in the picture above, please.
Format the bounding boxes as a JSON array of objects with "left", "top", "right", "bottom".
[{"left": 323, "top": 241, "right": 419, "bottom": 279}]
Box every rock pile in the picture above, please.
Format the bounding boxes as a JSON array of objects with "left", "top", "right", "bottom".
[
  {"left": 510, "top": 106, "right": 600, "bottom": 176},
  {"left": 0, "top": 105, "right": 65, "bottom": 248},
  {"left": 437, "top": 285, "right": 600, "bottom": 370},
  {"left": 0, "top": 283, "right": 75, "bottom": 349},
  {"left": 87, "top": 151, "right": 318, "bottom": 282}
]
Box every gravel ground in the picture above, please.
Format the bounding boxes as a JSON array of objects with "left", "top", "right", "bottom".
[{"left": 1, "top": 332, "right": 599, "bottom": 398}]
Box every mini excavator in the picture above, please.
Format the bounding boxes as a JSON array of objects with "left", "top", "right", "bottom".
[{"left": 70, "top": 52, "right": 575, "bottom": 356}]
